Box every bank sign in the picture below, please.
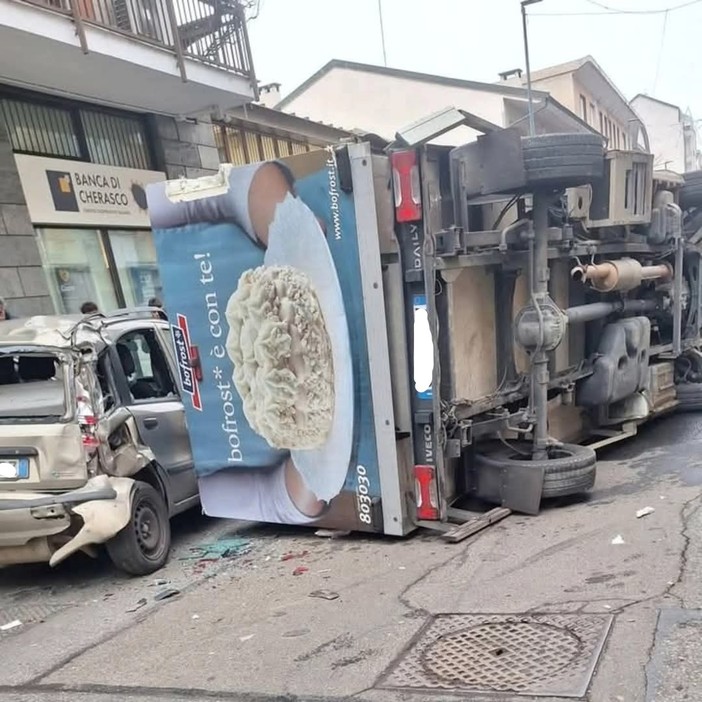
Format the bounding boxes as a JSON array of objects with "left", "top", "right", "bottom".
[{"left": 14, "top": 154, "right": 165, "bottom": 228}]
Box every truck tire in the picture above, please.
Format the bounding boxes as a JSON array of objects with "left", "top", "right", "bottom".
[
  {"left": 521, "top": 134, "right": 605, "bottom": 189},
  {"left": 675, "top": 381, "right": 702, "bottom": 411},
  {"left": 474, "top": 442, "right": 597, "bottom": 501},
  {"left": 680, "top": 171, "right": 702, "bottom": 210},
  {"left": 106, "top": 481, "right": 171, "bottom": 576}
]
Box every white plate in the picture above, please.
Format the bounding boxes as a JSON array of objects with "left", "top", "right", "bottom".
[{"left": 264, "top": 194, "right": 354, "bottom": 502}]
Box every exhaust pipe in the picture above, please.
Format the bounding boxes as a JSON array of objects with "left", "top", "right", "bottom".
[{"left": 570, "top": 258, "right": 672, "bottom": 292}]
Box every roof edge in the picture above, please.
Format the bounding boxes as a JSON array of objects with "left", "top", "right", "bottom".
[{"left": 277, "top": 59, "right": 549, "bottom": 109}]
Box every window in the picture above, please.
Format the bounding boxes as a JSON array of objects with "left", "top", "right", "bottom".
[
  {"left": 213, "top": 122, "right": 318, "bottom": 166},
  {"left": 80, "top": 110, "right": 151, "bottom": 169},
  {"left": 0, "top": 353, "right": 65, "bottom": 420},
  {"left": 116, "top": 330, "right": 176, "bottom": 401},
  {"left": 36, "top": 228, "right": 119, "bottom": 314},
  {"left": 589, "top": 103, "right": 596, "bottom": 126},
  {"left": 0, "top": 92, "right": 152, "bottom": 169},
  {"left": 579, "top": 95, "right": 588, "bottom": 122},
  {"left": 108, "top": 230, "right": 162, "bottom": 307},
  {"left": 0, "top": 99, "right": 80, "bottom": 158},
  {"left": 599, "top": 112, "right": 605, "bottom": 135}
]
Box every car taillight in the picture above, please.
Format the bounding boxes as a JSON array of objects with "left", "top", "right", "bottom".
[
  {"left": 391, "top": 150, "right": 422, "bottom": 222},
  {"left": 414, "top": 464, "right": 439, "bottom": 520},
  {"left": 76, "top": 396, "right": 99, "bottom": 454}
]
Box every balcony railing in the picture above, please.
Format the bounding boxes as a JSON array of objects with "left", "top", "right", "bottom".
[{"left": 16, "top": 0, "right": 256, "bottom": 82}]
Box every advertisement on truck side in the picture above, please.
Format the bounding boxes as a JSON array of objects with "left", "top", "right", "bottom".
[{"left": 146, "top": 148, "right": 386, "bottom": 532}]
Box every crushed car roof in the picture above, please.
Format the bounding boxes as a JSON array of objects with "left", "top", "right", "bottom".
[
  {"left": 0, "top": 311, "right": 165, "bottom": 351},
  {"left": 0, "top": 315, "right": 104, "bottom": 350}
]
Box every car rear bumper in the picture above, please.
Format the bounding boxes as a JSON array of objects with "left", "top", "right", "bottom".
[
  {"left": 0, "top": 480, "right": 119, "bottom": 550},
  {"left": 0, "top": 476, "right": 134, "bottom": 567}
]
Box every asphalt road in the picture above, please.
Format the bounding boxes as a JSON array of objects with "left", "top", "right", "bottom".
[{"left": 2, "top": 413, "right": 702, "bottom": 702}]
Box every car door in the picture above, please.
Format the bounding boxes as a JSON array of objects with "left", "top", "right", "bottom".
[{"left": 112, "top": 327, "right": 197, "bottom": 509}]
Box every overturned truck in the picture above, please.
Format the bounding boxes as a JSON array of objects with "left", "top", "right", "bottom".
[{"left": 143, "top": 107, "right": 702, "bottom": 538}]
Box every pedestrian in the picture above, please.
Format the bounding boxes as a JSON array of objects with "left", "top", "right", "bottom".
[
  {"left": 80, "top": 301, "right": 99, "bottom": 315},
  {"left": 148, "top": 296, "right": 166, "bottom": 320},
  {"left": 0, "top": 296, "right": 12, "bottom": 321}
]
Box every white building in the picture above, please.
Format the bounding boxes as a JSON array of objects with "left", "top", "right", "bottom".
[
  {"left": 276, "top": 60, "right": 597, "bottom": 147},
  {"left": 629, "top": 94, "right": 701, "bottom": 173}
]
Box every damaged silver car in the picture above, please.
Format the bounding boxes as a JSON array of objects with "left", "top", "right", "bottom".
[{"left": 0, "top": 311, "right": 198, "bottom": 575}]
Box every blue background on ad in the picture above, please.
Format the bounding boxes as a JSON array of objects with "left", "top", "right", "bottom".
[{"left": 152, "top": 161, "right": 381, "bottom": 498}]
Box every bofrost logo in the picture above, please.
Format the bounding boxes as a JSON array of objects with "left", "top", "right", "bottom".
[{"left": 171, "top": 314, "right": 202, "bottom": 411}]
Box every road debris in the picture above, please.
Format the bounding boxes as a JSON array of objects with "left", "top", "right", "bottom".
[
  {"left": 192, "top": 614, "right": 200, "bottom": 620},
  {"left": 281, "top": 550, "right": 309, "bottom": 561},
  {"left": 151, "top": 578, "right": 168, "bottom": 586},
  {"left": 239, "top": 634, "right": 255, "bottom": 642},
  {"left": 315, "top": 529, "right": 351, "bottom": 539},
  {"left": 309, "top": 590, "right": 340, "bottom": 601},
  {"left": 182, "top": 537, "right": 251, "bottom": 561},
  {"left": 636, "top": 506, "right": 655, "bottom": 518},
  {"left": 292, "top": 566, "right": 309, "bottom": 576},
  {"left": 611, "top": 535, "right": 626, "bottom": 545},
  {"left": 0, "top": 620, "right": 22, "bottom": 631},
  {"left": 126, "top": 598, "right": 147, "bottom": 613},
  {"left": 154, "top": 588, "right": 181, "bottom": 602}
]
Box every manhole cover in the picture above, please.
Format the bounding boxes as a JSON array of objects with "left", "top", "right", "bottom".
[{"left": 378, "top": 613, "right": 613, "bottom": 698}]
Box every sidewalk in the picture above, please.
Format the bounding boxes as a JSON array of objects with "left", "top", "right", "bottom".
[{"left": 3, "top": 414, "right": 702, "bottom": 702}]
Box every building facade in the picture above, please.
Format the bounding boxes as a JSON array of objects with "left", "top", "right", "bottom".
[
  {"left": 630, "top": 94, "right": 701, "bottom": 173},
  {"left": 276, "top": 60, "right": 596, "bottom": 148},
  {"left": 0, "top": 0, "right": 257, "bottom": 317},
  {"left": 499, "top": 56, "right": 645, "bottom": 152}
]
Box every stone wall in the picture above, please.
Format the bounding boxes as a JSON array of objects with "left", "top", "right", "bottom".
[
  {"left": 0, "top": 123, "right": 52, "bottom": 317},
  {"left": 149, "top": 114, "right": 221, "bottom": 180}
]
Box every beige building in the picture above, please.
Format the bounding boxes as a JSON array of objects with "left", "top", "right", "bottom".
[
  {"left": 276, "top": 60, "right": 596, "bottom": 147},
  {"left": 499, "top": 56, "right": 645, "bottom": 151}
]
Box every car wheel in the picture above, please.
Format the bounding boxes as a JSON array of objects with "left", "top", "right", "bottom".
[
  {"left": 474, "top": 441, "right": 597, "bottom": 502},
  {"left": 106, "top": 481, "right": 171, "bottom": 576},
  {"left": 675, "top": 381, "right": 702, "bottom": 411},
  {"left": 521, "top": 133, "right": 606, "bottom": 189},
  {"left": 680, "top": 171, "right": 702, "bottom": 210}
]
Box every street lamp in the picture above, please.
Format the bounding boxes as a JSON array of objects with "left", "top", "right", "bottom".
[{"left": 521, "top": 0, "right": 543, "bottom": 137}]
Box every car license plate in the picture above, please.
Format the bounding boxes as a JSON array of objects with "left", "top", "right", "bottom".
[{"left": 0, "top": 458, "right": 29, "bottom": 480}]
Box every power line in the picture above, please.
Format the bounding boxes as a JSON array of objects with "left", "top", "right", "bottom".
[
  {"left": 378, "top": 0, "right": 388, "bottom": 67},
  {"left": 585, "top": 0, "right": 702, "bottom": 14},
  {"left": 535, "top": 0, "right": 702, "bottom": 15},
  {"left": 652, "top": 9, "right": 669, "bottom": 93}
]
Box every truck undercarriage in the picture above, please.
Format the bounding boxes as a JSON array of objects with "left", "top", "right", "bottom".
[{"left": 384, "top": 108, "right": 701, "bottom": 522}]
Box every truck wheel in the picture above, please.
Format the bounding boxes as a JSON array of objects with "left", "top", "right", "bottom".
[
  {"left": 474, "top": 442, "right": 597, "bottom": 501},
  {"left": 106, "top": 482, "right": 171, "bottom": 576},
  {"left": 680, "top": 171, "right": 702, "bottom": 210},
  {"left": 521, "top": 134, "right": 605, "bottom": 189},
  {"left": 675, "top": 381, "right": 702, "bottom": 411}
]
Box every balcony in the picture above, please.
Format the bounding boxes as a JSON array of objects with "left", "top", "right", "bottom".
[{"left": 0, "top": 0, "right": 257, "bottom": 116}]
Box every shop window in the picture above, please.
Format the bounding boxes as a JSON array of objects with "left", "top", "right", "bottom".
[
  {"left": 108, "top": 230, "right": 162, "bottom": 307},
  {"left": 0, "top": 99, "right": 80, "bottom": 158},
  {"left": 36, "top": 228, "right": 119, "bottom": 314}
]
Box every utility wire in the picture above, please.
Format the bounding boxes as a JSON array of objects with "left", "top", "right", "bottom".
[
  {"left": 585, "top": 0, "right": 702, "bottom": 13},
  {"left": 535, "top": 0, "right": 702, "bottom": 15},
  {"left": 378, "top": 0, "right": 388, "bottom": 66},
  {"left": 652, "top": 9, "right": 669, "bottom": 93}
]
